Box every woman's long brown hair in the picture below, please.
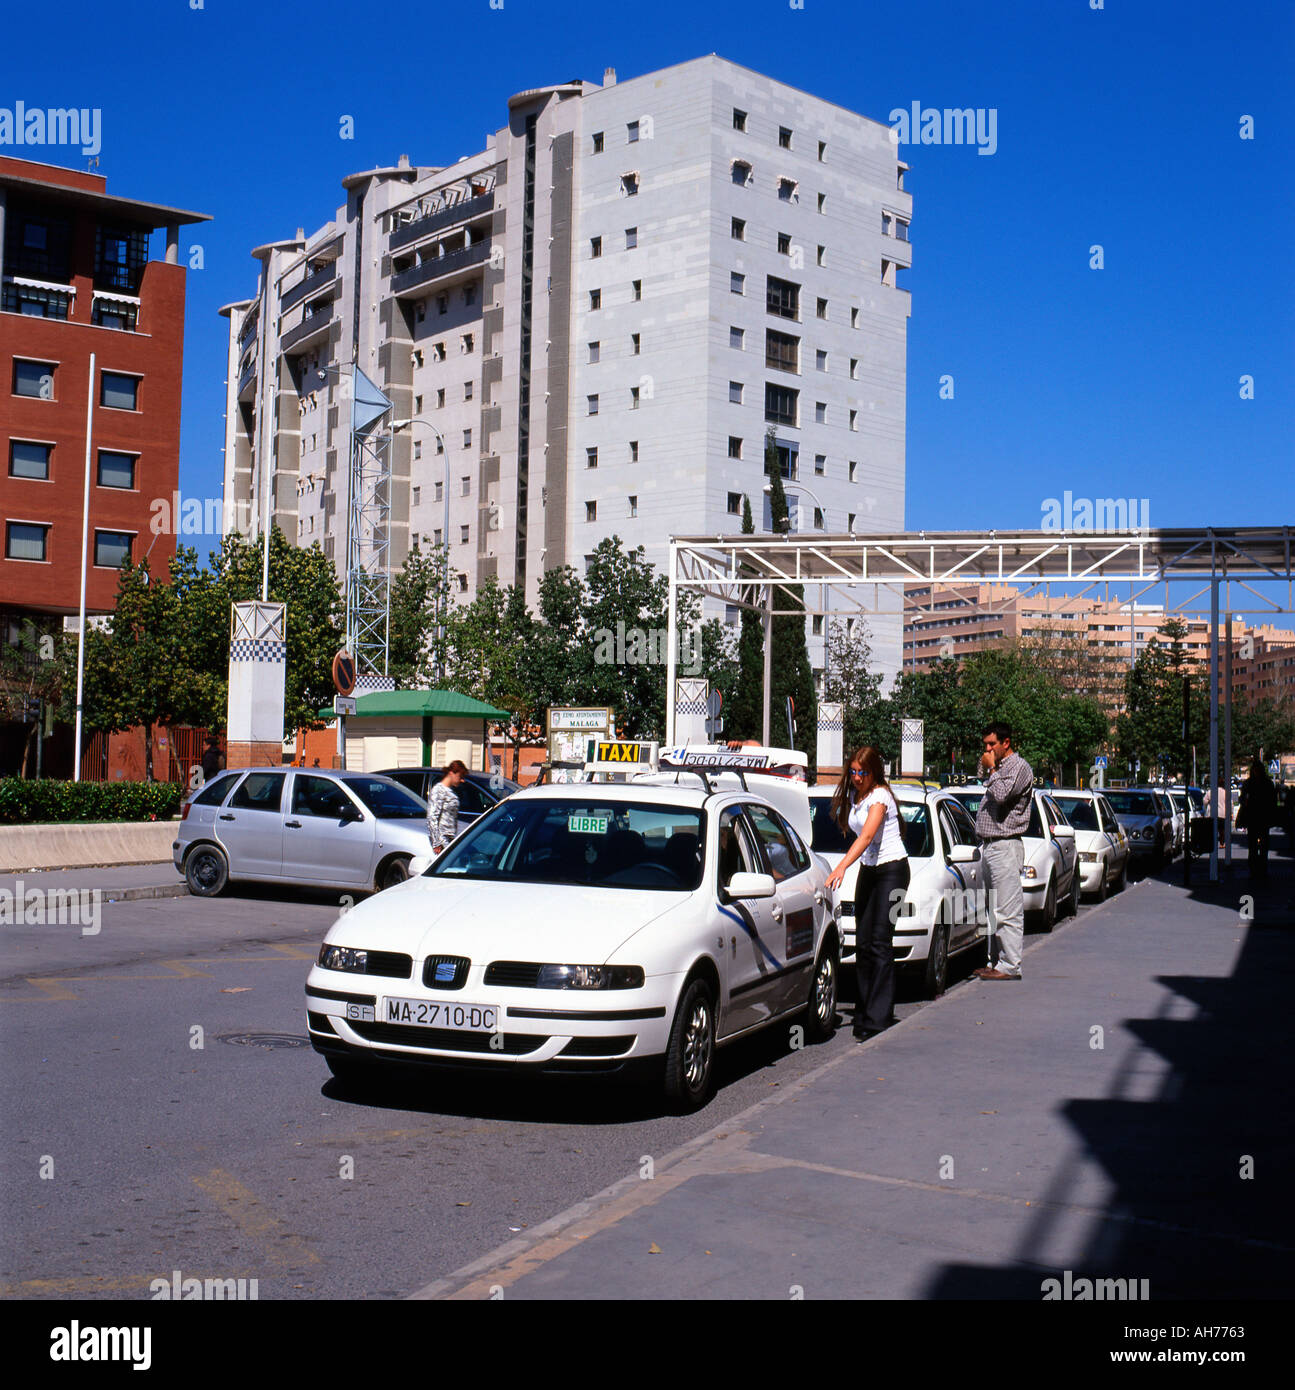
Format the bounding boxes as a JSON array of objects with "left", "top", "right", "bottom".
[{"left": 831, "top": 745, "right": 891, "bottom": 839}]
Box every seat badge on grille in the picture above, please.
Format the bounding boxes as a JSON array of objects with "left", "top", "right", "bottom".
[{"left": 433, "top": 962, "right": 456, "bottom": 983}]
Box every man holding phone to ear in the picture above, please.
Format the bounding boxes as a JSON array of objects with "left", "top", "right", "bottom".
[{"left": 973, "top": 722, "right": 1035, "bottom": 981}]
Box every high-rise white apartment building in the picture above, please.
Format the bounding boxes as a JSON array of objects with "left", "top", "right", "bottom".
[{"left": 219, "top": 55, "right": 912, "bottom": 687}]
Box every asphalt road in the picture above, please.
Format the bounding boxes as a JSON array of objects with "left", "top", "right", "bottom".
[{"left": 0, "top": 876, "right": 1117, "bottom": 1301}]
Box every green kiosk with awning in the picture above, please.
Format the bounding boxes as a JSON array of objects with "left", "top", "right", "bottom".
[{"left": 319, "top": 689, "right": 511, "bottom": 773}]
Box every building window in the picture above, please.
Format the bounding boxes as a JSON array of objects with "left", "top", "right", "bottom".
[
  {"left": 816, "top": 245, "right": 825, "bottom": 267},
  {"left": 100, "top": 372, "right": 139, "bottom": 410},
  {"left": 586, "top": 501, "right": 597, "bottom": 522},
  {"left": 416, "top": 301, "right": 427, "bottom": 322},
  {"left": 621, "top": 173, "right": 639, "bottom": 196},
  {"left": 895, "top": 219, "right": 910, "bottom": 242},
  {"left": 730, "top": 326, "right": 744, "bottom": 350},
  {"left": 849, "top": 461, "right": 857, "bottom": 482},
  {"left": 725, "top": 604, "right": 740, "bottom": 626},
  {"left": 816, "top": 349, "right": 828, "bottom": 371},
  {"left": 464, "top": 380, "right": 473, "bottom": 400},
  {"left": 412, "top": 486, "right": 421, "bottom": 506},
  {"left": 94, "top": 530, "right": 132, "bottom": 568},
  {"left": 764, "top": 383, "right": 798, "bottom": 427},
  {"left": 414, "top": 394, "right": 423, "bottom": 412},
  {"left": 779, "top": 126, "right": 793, "bottom": 149},
  {"left": 413, "top": 440, "right": 423, "bottom": 461},
  {"left": 464, "top": 283, "right": 476, "bottom": 306},
  {"left": 767, "top": 275, "right": 799, "bottom": 321},
  {"left": 814, "top": 453, "right": 826, "bottom": 475},
  {"left": 629, "top": 440, "right": 638, "bottom": 462},
  {"left": 849, "top": 409, "right": 858, "bottom": 431},
  {"left": 849, "top": 358, "right": 858, "bottom": 379},
  {"left": 727, "top": 492, "right": 742, "bottom": 515},
  {"left": 588, "top": 394, "right": 599, "bottom": 415},
  {"left": 812, "top": 615, "right": 824, "bottom": 636},
  {"left": 590, "top": 289, "right": 601, "bottom": 310},
  {"left": 816, "top": 297, "right": 828, "bottom": 320},
  {"left": 848, "top": 512, "right": 856, "bottom": 531},
  {"left": 732, "top": 160, "right": 751, "bottom": 186},
  {"left": 850, "top": 307, "right": 859, "bottom": 329},
  {"left": 882, "top": 212, "right": 892, "bottom": 236},
  {"left": 777, "top": 231, "right": 791, "bottom": 255},
  {"left": 818, "top": 140, "right": 827, "bottom": 162},
  {"left": 434, "top": 481, "right": 443, "bottom": 502},
  {"left": 773, "top": 442, "right": 799, "bottom": 479},
  {"left": 631, "top": 332, "right": 640, "bottom": 355},
  {"left": 630, "top": 386, "right": 640, "bottom": 409},
  {"left": 591, "top": 235, "right": 602, "bottom": 258},
  {"left": 632, "top": 278, "right": 642, "bottom": 301},
  {"left": 10, "top": 441, "right": 51, "bottom": 480},
  {"left": 765, "top": 328, "right": 799, "bottom": 374},
  {"left": 817, "top": 192, "right": 826, "bottom": 213},
  {"left": 813, "top": 506, "right": 824, "bottom": 529},
  {"left": 729, "top": 381, "right": 744, "bottom": 404},
  {"left": 461, "top": 475, "right": 470, "bottom": 497},
  {"left": 433, "top": 341, "right": 446, "bottom": 361},
  {"left": 436, "top": 436, "right": 444, "bottom": 454},
  {"left": 3, "top": 283, "right": 72, "bottom": 319},
  {"left": 438, "top": 294, "right": 449, "bottom": 314},
  {"left": 6, "top": 521, "right": 48, "bottom": 561},
  {"left": 778, "top": 178, "right": 798, "bottom": 202},
  {"left": 733, "top": 108, "right": 747, "bottom": 131},
  {"left": 457, "top": 573, "right": 468, "bottom": 593},
  {"left": 731, "top": 217, "right": 745, "bottom": 241},
  {"left": 436, "top": 388, "right": 446, "bottom": 408},
  {"left": 625, "top": 226, "right": 637, "bottom": 249},
  {"left": 463, "top": 428, "right": 472, "bottom": 448},
  {"left": 587, "top": 447, "right": 598, "bottom": 469},
  {"left": 460, "top": 333, "right": 474, "bottom": 353},
  {"left": 627, "top": 120, "right": 639, "bottom": 143},
  {"left": 460, "top": 524, "right": 469, "bottom": 544},
  {"left": 815, "top": 401, "right": 827, "bottom": 424},
  {"left": 728, "top": 436, "right": 742, "bottom": 459},
  {"left": 592, "top": 131, "right": 604, "bottom": 153},
  {"left": 13, "top": 360, "right": 55, "bottom": 399},
  {"left": 433, "top": 528, "right": 442, "bottom": 546},
  {"left": 730, "top": 272, "right": 745, "bottom": 295},
  {"left": 628, "top": 495, "right": 638, "bottom": 518},
  {"left": 589, "top": 341, "right": 600, "bottom": 363}
]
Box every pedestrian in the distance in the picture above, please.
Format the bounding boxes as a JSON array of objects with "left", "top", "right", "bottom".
[
  {"left": 825, "top": 746, "right": 910, "bottom": 1039},
  {"left": 428, "top": 760, "right": 468, "bottom": 856},
  {"left": 1236, "top": 758, "right": 1277, "bottom": 880},
  {"left": 974, "top": 722, "right": 1035, "bottom": 981},
  {"left": 1212, "top": 774, "right": 1229, "bottom": 851},
  {"left": 200, "top": 735, "right": 224, "bottom": 783}
]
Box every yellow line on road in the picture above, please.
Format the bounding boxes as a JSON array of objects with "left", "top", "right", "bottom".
[
  {"left": 191, "top": 1168, "right": 320, "bottom": 1267},
  {"left": 0, "top": 1269, "right": 259, "bottom": 1297}
]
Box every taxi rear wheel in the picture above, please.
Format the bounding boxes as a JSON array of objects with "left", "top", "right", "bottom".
[
  {"left": 663, "top": 978, "right": 716, "bottom": 1110},
  {"left": 922, "top": 916, "right": 949, "bottom": 999},
  {"left": 803, "top": 936, "right": 839, "bottom": 1042}
]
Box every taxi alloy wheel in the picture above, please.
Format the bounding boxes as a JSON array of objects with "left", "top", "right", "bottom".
[
  {"left": 922, "top": 916, "right": 949, "bottom": 999},
  {"left": 1039, "top": 877, "right": 1057, "bottom": 932},
  {"left": 664, "top": 978, "right": 716, "bottom": 1109},
  {"left": 185, "top": 845, "right": 228, "bottom": 897},
  {"left": 805, "top": 938, "right": 839, "bottom": 1041}
]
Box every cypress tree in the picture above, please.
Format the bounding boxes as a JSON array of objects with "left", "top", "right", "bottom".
[
  {"left": 764, "top": 430, "right": 817, "bottom": 765},
  {"left": 728, "top": 494, "right": 766, "bottom": 741}
]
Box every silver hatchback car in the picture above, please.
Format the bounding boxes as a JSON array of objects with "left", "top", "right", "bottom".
[{"left": 173, "top": 767, "right": 434, "bottom": 896}]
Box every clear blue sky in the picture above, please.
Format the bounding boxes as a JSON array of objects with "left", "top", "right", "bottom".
[{"left": 5, "top": 0, "right": 1292, "bottom": 578}]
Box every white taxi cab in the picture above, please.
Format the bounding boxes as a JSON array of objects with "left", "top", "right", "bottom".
[{"left": 304, "top": 748, "right": 839, "bottom": 1109}]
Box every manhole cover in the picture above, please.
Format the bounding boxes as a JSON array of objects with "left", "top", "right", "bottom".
[{"left": 218, "top": 1033, "right": 311, "bottom": 1050}]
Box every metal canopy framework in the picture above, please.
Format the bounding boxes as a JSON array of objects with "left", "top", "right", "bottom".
[{"left": 665, "top": 526, "right": 1295, "bottom": 881}]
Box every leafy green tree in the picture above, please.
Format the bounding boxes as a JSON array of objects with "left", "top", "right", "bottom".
[
  {"left": 887, "top": 658, "right": 969, "bottom": 775},
  {"left": 727, "top": 494, "right": 766, "bottom": 741},
  {"left": 0, "top": 618, "right": 69, "bottom": 776},
  {"left": 764, "top": 430, "right": 816, "bottom": 765},
  {"left": 824, "top": 619, "right": 888, "bottom": 758},
  {"left": 388, "top": 542, "right": 451, "bottom": 688}
]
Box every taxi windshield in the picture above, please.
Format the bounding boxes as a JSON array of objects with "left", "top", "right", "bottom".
[
  {"left": 429, "top": 799, "right": 706, "bottom": 890},
  {"left": 1053, "top": 796, "right": 1100, "bottom": 831}
]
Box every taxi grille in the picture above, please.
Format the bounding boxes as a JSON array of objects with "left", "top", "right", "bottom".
[
  {"left": 349, "top": 1021, "right": 546, "bottom": 1055},
  {"left": 422, "top": 955, "right": 470, "bottom": 990},
  {"left": 484, "top": 961, "right": 544, "bottom": 988},
  {"left": 363, "top": 952, "right": 413, "bottom": 979}
]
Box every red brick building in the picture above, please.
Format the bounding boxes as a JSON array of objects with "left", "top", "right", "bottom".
[{"left": 0, "top": 156, "right": 209, "bottom": 621}]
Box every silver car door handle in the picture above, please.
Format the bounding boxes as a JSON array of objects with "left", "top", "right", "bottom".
[
  {"left": 218, "top": 814, "right": 234, "bottom": 821},
  {"left": 285, "top": 820, "right": 302, "bottom": 829},
  {"left": 770, "top": 903, "right": 784, "bottom": 921}
]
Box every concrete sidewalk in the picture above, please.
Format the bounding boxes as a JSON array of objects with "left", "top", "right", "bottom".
[
  {"left": 0, "top": 861, "right": 184, "bottom": 902},
  {"left": 418, "top": 855, "right": 1294, "bottom": 1301}
]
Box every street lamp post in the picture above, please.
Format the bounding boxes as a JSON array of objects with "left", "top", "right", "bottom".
[{"left": 391, "top": 418, "right": 448, "bottom": 683}]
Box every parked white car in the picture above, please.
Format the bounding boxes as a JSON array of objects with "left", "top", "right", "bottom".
[
  {"left": 807, "top": 782, "right": 986, "bottom": 997},
  {"left": 1048, "top": 789, "right": 1130, "bottom": 899},
  {"left": 305, "top": 778, "right": 839, "bottom": 1109},
  {"left": 944, "top": 786, "right": 1080, "bottom": 929}
]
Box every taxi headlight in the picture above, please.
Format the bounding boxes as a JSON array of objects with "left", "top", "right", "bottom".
[
  {"left": 1021, "top": 865, "right": 1037, "bottom": 879},
  {"left": 536, "top": 964, "right": 645, "bottom": 990},
  {"left": 319, "top": 944, "right": 367, "bottom": 972},
  {"left": 1079, "top": 852, "right": 1098, "bottom": 863}
]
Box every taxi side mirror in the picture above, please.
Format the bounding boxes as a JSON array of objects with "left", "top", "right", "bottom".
[{"left": 726, "top": 872, "right": 776, "bottom": 900}]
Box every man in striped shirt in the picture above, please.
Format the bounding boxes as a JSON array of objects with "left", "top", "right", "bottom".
[{"left": 973, "top": 722, "right": 1035, "bottom": 981}]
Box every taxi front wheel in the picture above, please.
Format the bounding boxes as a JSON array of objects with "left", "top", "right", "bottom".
[{"left": 663, "top": 978, "right": 716, "bottom": 1110}]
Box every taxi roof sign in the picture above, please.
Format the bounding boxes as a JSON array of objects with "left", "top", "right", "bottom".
[{"left": 584, "top": 739, "right": 658, "bottom": 772}]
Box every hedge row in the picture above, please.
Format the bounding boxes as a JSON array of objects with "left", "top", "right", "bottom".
[{"left": 0, "top": 779, "right": 183, "bottom": 825}]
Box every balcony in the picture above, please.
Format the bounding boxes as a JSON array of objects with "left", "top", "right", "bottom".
[
  {"left": 281, "top": 302, "right": 334, "bottom": 354},
  {"left": 391, "top": 240, "right": 490, "bottom": 298},
  {"left": 389, "top": 191, "right": 494, "bottom": 252},
  {"left": 237, "top": 357, "right": 257, "bottom": 399},
  {"left": 280, "top": 262, "right": 337, "bottom": 314}
]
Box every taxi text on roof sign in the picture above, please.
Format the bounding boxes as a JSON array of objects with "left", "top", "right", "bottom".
[{"left": 590, "top": 740, "right": 651, "bottom": 764}]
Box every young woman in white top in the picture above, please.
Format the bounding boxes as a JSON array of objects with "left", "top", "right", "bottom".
[{"left": 825, "top": 746, "right": 910, "bottom": 1040}]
